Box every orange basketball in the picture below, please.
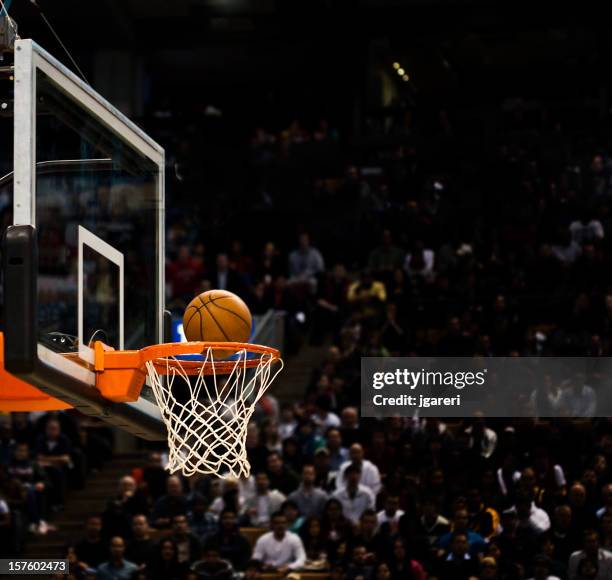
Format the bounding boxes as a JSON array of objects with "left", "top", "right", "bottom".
[{"left": 183, "top": 290, "right": 252, "bottom": 358}]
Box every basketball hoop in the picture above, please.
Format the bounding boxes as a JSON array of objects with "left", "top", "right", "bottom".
[{"left": 93, "top": 342, "right": 283, "bottom": 478}]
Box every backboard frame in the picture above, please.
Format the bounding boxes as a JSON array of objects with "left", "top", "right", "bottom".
[{"left": 3, "top": 39, "right": 166, "bottom": 440}]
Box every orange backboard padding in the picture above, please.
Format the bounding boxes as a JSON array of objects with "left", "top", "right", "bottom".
[
  {"left": 0, "top": 333, "right": 72, "bottom": 411},
  {"left": 93, "top": 340, "right": 282, "bottom": 403}
]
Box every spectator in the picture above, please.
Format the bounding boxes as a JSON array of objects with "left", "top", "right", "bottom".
[
  {"left": 351, "top": 509, "right": 384, "bottom": 557},
  {"left": 8, "top": 441, "right": 53, "bottom": 535},
  {"left": 321, "top": 498, "right": 354, "bottom": 563},
  {"left": 260, "top": 419, "right": 282, "bottom": 455},
  {"left": 433, "top": 531, "right": 480, "bottom": 580},
  {"left": 282, "top": 499, "right": 304, "bottom": 533},
  {"left": 332, "top": 463, "right": 375, "bottom": 524},
  {"left": 74, "top": 516, "right": 107, "bottom": 569},
  {"left": 496, "top": 510, "right": 539, "bottom": 574},
  {"left": 336, "top": 444, "right": 382, "bottom": 495},
  {"left": 467, "top": 487, "right": 500, "bottom": 539},
  {"left": 377, "top": 494, "right": 404, "bottom": 529},
  {"left": 346, "top": 544, "right": 373, "bottom": 580},
  {"left": 465, "top": 414, "right": 498, "bottom": 459},
  {"left": 550, "top": 504, "right": 579, "bottom": 562},
  {"left": 209, "top": 478, "right": 248, "bottom": 518},
  {"left": 278, "top": 405, "right": 298, "bottom": 440},
  {"left": 244, "top": 471, "right": 286, "bottom": 527},
  {"left": 288, "top": 233, "right": 325, "bottom": 290},
  {"left": 125, "top": 514, "right": 156, "bottom": 567},
  {"left": 416, "top": 496, "right": 451, "bottom": 547},
  {"left": 569, "top": 211, "right": 605, "bottom": 246},
  {"left": 557, "top": 375, "right": 597, "bottom": 417},
  {"left": 311, "top": 396, "right": 341, "bottom": 435},
  {"left": 35, "top": 417, "right": 73, "bottom": 508},
  {"left": 568, "top": 483, "right": 598, "bottom": 531},
  {"left": 505, "top": 493, "right": 551, "bottom": 535},
  {"left": 479, "top": 556, "right": 500, "bottom": 580},
  {"left": 288, "top": 464, "right": 329, "bottom": 518},
  {"left": 142, "top": 452, "right": 168, "bottom": 502},
  {"left": 299, "top": 516, "right": 329, "bottom": 568},
  {"left": 146, "top": 538, "right": 189, "bottom": 580},
  {"left": 151, "top": 475, "right": 188, "bottom": 528},
  {"left": 388, "top": 537, "right": 427, "bottom": 580},
  {"left": 339, "top": 408, "right": 364, "bottom": 447},
  {"left": 265, "top": 451, "right": 299, "bottom": 495},
  {"left": 568, "top": 530, "right": 612, "bottom": 580},
  {"left": 404, "top": 239, "right": 435, "bottom": 282},
  {"left": 205, "top": 508, "right": 251, "bottom": 571},
  {"left": 347, "top": 270, "right": 387, "bottom": 322},
  {"left": 313, "top": 447, "right": 335, "bottom": 491},
  {"left": 368, "top": 230, "right": 405, "bottom": 275},
  {"left": 102, "top": 475, "right": 147, "bottom": 539},
  {"left": 210, "top": 253, "right": 245, "bottom": 294},
  {"left": 325, "top": 428, "right": 349, "bottom": 472},
  {"left": 436, "top": 508, "right": 488, "bottom": 557},
  {"left": 187, "top": 494, "right": 217, "bottom": 542},
  {"left": 110, "top": 475, "right": 148, "bottom": 518},
  {"left": 527, "top": 554, "right": 561, "bottom": 580},
  {"left": 252, "top": 511, "right": 306, "bottom": 573},
  {"left": 373, "top": 561, "right": 392, "bottom": 580},
  {"left": 169, "top": 514, "right": 202, "bottom": 564},
  {"left": 96, "top": 536, "right": 138, "bottom": 580},
  {"left": 191, "top": 543, "right": 236, "bottom": 580}
]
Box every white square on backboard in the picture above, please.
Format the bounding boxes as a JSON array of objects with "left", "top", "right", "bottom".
[{"left": 78, "top": 225, "right": 124, "bottom": 364}]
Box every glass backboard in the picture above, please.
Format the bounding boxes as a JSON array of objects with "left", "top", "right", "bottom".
[{"left": 5, "top": 39, "right": 165, "bottom": 439}]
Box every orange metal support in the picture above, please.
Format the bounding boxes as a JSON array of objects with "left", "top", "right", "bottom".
[{"left": 0, "top": 332, "right": 72, "bottom": 411}]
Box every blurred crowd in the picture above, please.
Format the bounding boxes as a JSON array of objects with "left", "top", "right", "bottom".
[
  {"left": 0, "top": 412, "right": 112, "bottom": 553},
  {"left": 3, "top": 97, "right": 612, "bottom": 580}
]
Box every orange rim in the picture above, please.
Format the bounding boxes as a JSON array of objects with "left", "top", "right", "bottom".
[
  {"left": 95, "top": 341, "right": 281, "bottom": 376},
  {"left": 93, "top": 341, "right": 282, "bottom": 403}
]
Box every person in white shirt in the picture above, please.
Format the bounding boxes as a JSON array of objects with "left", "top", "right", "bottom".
[
  {"left": 252, "top": 511, "right": 306, "bottom": 574},
  {"left": 333, "top": 463, "right": 375, "bottom": 524},
  {"left": 568, "top": 529, "right": 612, "bottom": 580},
  {"left": 244, "top": 472, "right": 286, "bottom": 527},
  {"left": 569, "top": 214, "right": 605, "bottom": 246},
  {"left": 279, "top": 404, "right": 297, "bottom": 440},
  {"left": 377, "top": 494, "right": 404, "bottom": 529},
  {"left": 404, "top": 240, "right": 435, "bottom": 281},
  {"left": 209, "top": 477, "right": 251, "bottom": 518},
  {"left": 311, "top": 396, "right": 341, "bottom": 435},
  {"left": 504, "top": 495, "right": 550, "bottom": 535},
  {"left": 464, "top": 414, "right": 498, "bottom": 459},
  {"left": 336, "top": 443, "right": 381, "bottom": 495}
]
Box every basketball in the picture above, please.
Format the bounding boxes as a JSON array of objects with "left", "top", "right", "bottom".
[{"left": 182, "top": 289, "right": 252, "bottom": 357}]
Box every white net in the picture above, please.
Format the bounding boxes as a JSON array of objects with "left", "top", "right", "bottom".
[{"left": 145, "top": 347, "right": 283, "bottom": 478}]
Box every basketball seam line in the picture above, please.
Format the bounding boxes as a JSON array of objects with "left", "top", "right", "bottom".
[
  {"left": 207, "top": 301, "right": 251, "bottom": 328},
  {"left": 200, "top": 296, "right": 232, "bottom": 342},
  {"left": 202, "top": 294, "right": 246, "bottom": 309},
  {"left": 183, "top": 305, "right": 201, "bottom": 330}
]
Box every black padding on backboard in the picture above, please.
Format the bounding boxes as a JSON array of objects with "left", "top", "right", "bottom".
[{"left": 3, "top": 225, "right": 37, "bottom": 372}]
